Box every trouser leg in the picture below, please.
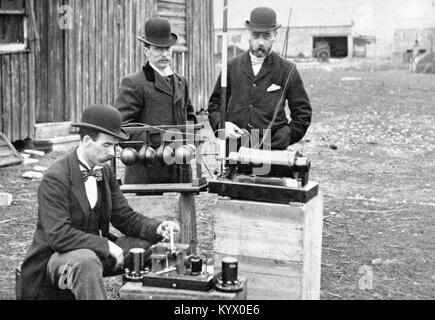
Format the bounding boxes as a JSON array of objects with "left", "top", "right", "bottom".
[{"left": 46, "top": 249, "right": 107, "bottom": 300}]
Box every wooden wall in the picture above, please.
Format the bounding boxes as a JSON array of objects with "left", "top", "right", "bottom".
[
  {"left": 0, "top": 0, "right": 214, "bottom": 142},
  {"left": 0, "top": 52, "right": 35, "bottom": 142},
  {"left": 0, "top": 0, "right": 36, "bottom": 142},
  {"left": 186, "top": 0, "right": 215, "bottom": 112}
]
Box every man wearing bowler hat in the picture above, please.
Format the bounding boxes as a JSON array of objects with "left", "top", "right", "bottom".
[
  {"left": 115, "top": 17, "right": 197, "bottom": 185},
  {"left": 208, "top": 7, "right": 312, "bottom": 152},
  {"left": 18, "top": 105, "right": 179, "bottom": 300}
]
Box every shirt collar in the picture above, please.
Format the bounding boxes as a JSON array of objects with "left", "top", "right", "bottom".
[
  {"left": 149, "top": 62, "right": 174, "bottom": 77},
  {"left": 249, "top": 52, "right": 267, "bottom": 65}
]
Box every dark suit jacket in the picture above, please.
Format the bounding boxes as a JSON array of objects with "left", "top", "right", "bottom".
[
  {"left": 19, "top": 150, "right": 162, "bottom": 299},
  {"left": 115, "top": 62, "right": 197, "bottom": 130},
  {"left": 208, "top": 51, "right": 312, "bottom": 149},
  {"left": 114, "top": 63, "right": 197, "bottom": 184}
]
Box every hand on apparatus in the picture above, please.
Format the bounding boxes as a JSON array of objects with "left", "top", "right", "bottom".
[
  {"left": 108, "top": 240, "right": 124, "bottom": 271},
  {"left": 157, "top": 220, "right": 180, "bottom": 241},
  {"left": 225, "top": 122, "right": 244, "bottom": 139}
]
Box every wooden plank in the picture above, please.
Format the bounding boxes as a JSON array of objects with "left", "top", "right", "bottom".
[
  {"left": 65, "top": 0, "right": 76, "bottom": 123},
  {"left": 34, "top": 0, "right": 48, "bottom": 123},
  {"left": 47, "top": 0, "right": 62, "bottom": 122},
  {"left": 0, "top": 133, "right": 23, "bottom": 167},
  {"left": 0, "top": 56, "right": 2, "bottom": 134},
  {"left": 101, "top": 0, "right": 108, "bottom": 104},
  {"left": 11, "top": 54, "right": 20, "bottom": 141},
  {"left": 127, "top": 0, "right": 133, "bottom": 74},
  {"left": 75, "top": 0, "right": 83, "bottom": 117},
  {"left": 88, "top": 0, "right": 96, "bottom": 106},
  {"left": 34, "top": 122, "right": 73, "bottom": 140},
  {"left": 178, "top": 193, "right": 197, "bottom": 251},
  {"left": 108, "top": 0, "right": 115, "bottom": 105},
  {"left": 0, "top": 148, "right": 14, "bottom": 157},
  {"left": 135, "top": 0, "right": 142, "bottom": 72},
  {"left": 95, "top": 0, "right": 102, "bottom": 104},
  {"left": 124, "top": 194, "right": 179, "bottom": 220},
  {"left": 213, "top": 199, "right": 305, "bottom": 261},
  {"left": 119, "top": 281, "right": 247, "bottom": 300},
  {"left": 19, "top": 53, "right": 28, "bottom": 138},
  {"left": 120, "top": 183, "right": 208, "bottom": 194},
  {"left": 82, "top": 0, "right": 89, "bottom": 109},
  {"left": 119, "top": 0, "right": 126, "bottom": 82},
  {"left": 0, "top": 56, "right": 8, "bottom": 136},
  {"left": 301, "top": 192, "right": 324, "bottom": 300},
  {"left": 0, "top": 156, "right": 23, "bottom": 167},
  {"left": 28, "top": 42, "right": 36, "bottom": 139}
]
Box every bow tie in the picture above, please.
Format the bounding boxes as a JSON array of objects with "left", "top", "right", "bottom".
[
  {"left": 81, "top": 168, "right": 103, "bottom": 182},
  {"left": 78, "top": 159, "right": 103, "bottom": 182}
]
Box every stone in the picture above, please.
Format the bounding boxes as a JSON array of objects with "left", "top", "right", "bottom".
[
  {"left": 0, "top": 193, "right": 13, "bottom": 206},
  {"left": 33, "top": 166, "right": 48, "bottom": 172},
  {"left": 24, "top": 149, "right": 45, "bottom": 157},
  {"left": 22, "top": 171, "right": 44, "bottom": 180},
  {"left": 23, "top": 158, "right": 40, "bottom": 165}
]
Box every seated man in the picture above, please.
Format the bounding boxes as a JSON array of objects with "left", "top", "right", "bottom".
[{"left": 18, "top": 105, "right": 179, "bottom": 300}]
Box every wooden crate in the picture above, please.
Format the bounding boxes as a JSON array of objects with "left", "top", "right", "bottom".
[{"left": 212, "top": 193, "right": 324, "bottom": 300}]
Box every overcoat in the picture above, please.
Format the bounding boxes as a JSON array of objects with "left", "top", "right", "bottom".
[
  {"left": 208, "top": 51, "right": 312, "bottom": 150},
  {"left": 114, "top": 63, "right": 197, "bottom": 184},
  {"left": 19, "top": 150, "right": 162, "bottom": 299}
]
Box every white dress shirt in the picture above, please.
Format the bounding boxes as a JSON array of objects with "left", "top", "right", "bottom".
[
  {"left": 149, "top": 62, "right": 174, "bottom": 77},
  {"left": 77, "top": 151, "right": 103, "bottom": 209},
  {"left": 250, "top": 52, "right": 266, "bottom": 76}
]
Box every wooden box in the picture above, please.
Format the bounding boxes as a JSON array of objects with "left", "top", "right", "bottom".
[{"left": 212, "top": 193, "right": 324, "bottom": 300}]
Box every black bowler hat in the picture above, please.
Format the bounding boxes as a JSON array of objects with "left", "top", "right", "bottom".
[
  {"left": 138, "top": 18, "right": 178, "bottom": 47},
  {"left": 244, "top": 7, "right": 282, "bottom": 32},
  {"left": 71, "top": 105, "right": 129, "bottom": 140}
]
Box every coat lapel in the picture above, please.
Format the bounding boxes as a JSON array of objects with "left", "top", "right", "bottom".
[
  {"left": 173, "top": 75, "right": 185, "bottom": 124},
  {"left": 240, "top": 52, "right": 255, "bottom": 80},
  {"left": 143, "top": 62, "right": 174, "bottom": 97},
  {"left": 68, "top": 151, "right": 91, "bottom": 230},
  {"left": 254, "top": 52, "right": 275, "bottom": 81},
  {"left": 154, "top": 74, "right": 174, "bottom": 97},
  {"left": 99, "top": 167, "right": 112, "bottom": 235}
]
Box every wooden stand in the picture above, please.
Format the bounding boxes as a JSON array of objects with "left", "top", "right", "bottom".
[
  {"left": 119, "top": 280, "right": 247, "bottom": 300},
  {"left": 212, "top": 192, "right": 324, "bottom": 300},
  {"left": 123, "top": 189, "right": 205, "bottom": 253}
]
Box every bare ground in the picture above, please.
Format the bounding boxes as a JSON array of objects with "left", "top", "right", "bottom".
[{"left": 1, "top": 67, "right": 434, "bottom": 300}]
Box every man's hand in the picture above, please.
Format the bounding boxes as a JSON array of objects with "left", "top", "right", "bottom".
[
  {"left": 225, "top": 122, "right": 244, "bottom": 139},
  {"left": 156, "top": 221, "right": 180, "bottom": 241},
  {"left": 108, "top": 240, "right": 124, "bottom": 271}
]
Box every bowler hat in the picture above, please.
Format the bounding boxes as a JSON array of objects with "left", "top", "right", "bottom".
[
  {"left": 138, "top": 18, "right": 178, "bottom": 47},
  {"left": 244, "top": 7, "right": 282, "bottom": 32},
  {"left": 71, "top": 105, "right": 129, "bottom": 140}
]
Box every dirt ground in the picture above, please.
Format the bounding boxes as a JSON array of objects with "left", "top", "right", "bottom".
[{"left": 1, "top": 64, "right": 434, "bottom": 300}]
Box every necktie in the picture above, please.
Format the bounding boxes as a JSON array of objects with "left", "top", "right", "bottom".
[
  {"left": 78, "top": 159, "right": 103, "bottom": 182},
  {"left": 81, "top": 169, "right": 103, "bottom": 182}
]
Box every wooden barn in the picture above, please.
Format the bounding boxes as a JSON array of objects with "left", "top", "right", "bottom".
[{"left": 0, "top": 0, "right": 215, "bottom": 144}]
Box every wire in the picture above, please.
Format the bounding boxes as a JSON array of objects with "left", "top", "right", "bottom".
[{"left": 122, "top": 122, "right": 200, "bottom": 138}]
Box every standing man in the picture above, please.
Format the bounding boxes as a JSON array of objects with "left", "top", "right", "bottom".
[
  {"left": 208, "top": 7, "right": 312, "bottom": 151},
  {"left": 18, "top": 105, "right": 179, "bottom": 300},
  {"left": 115, "top": 17, "right": 197, "bottom": 184}
]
